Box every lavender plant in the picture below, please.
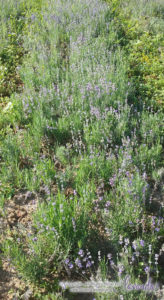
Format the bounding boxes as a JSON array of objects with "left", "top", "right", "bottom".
[{"left": 0, "top": 0, "right": 164, "bottom": 298}]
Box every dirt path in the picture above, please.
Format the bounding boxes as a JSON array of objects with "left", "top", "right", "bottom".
[{"left": 0, "top": 190, "right": 39, "bottom": 299}]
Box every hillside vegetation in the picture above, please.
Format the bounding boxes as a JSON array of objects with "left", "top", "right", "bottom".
[{"left": 0, "top": 0, "right": 164, "bottom": 299}]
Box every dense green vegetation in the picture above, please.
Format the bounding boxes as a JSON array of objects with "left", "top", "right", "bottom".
[
  {"left": 0, "top": 0, "right": 163, "bottom": 299},
  {"left": 108, "top": 0, "right": 164, "bottom": 108}
]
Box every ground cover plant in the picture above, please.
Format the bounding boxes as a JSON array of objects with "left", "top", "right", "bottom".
[{"left": 0, "top": 0, "right": 164, "bottom": 299}]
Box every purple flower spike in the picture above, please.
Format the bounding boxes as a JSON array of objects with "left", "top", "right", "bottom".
[
  {"left": 75, "top": 258, "right": 82, "bottom": 268},
  {"left": 140, "top": 240, "right": 144, "bottom": 247},
  {"left": 86, "top": 261, "right": 92, "bottom": 268},
  {"left": 132, "top": 241, "right": 137, "bottom": 250}
]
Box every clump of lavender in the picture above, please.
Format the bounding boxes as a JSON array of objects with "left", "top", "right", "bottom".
[{"left": 64, "top": 249, "right": 95, "bottom": 278}]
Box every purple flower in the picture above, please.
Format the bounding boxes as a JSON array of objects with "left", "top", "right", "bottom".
[
  {"left": 105, "top": 201, "right": 111, "bottom": 207},
  {"left": 118, "top": 265, "right": 124, "bottom": 275},
  {"left": 78, "top": 249, "right": 84, "bottom": 257},
  {"left": 75, "top": 258, "right": 81, "bottom": 265},
  {"left": 65, "top": 258, "right": 69, "bottom": 265},
  {"left": 78, "top": 262, "right": 82, "bottom": 268},
  {"left": 155, "top": 228, "right": 160, "bottom": 232},
  {"left": 109, "top": 177, "right": 115, "bottom": 187},
  {"left": 75, "top": 258, "right": 82, "bottom": 268},
  {"left": 132, "top": 241, "right": 137, "bottom": 250},
  {"left": 144, "top": 266, "right": 150, "bottom": 273},
  {"left": 140, "top": 240, "right": 144, "bottom": 247},
  {"left": 86, "top": 261, "right": 92, "bottom": 268},
  {"left": 68, "top": 263, "right": 74, "bottom": 269}
]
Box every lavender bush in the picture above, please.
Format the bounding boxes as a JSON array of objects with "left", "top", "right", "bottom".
[{"left": 0, "top": 0, "right": 164, "bottom": 298}]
